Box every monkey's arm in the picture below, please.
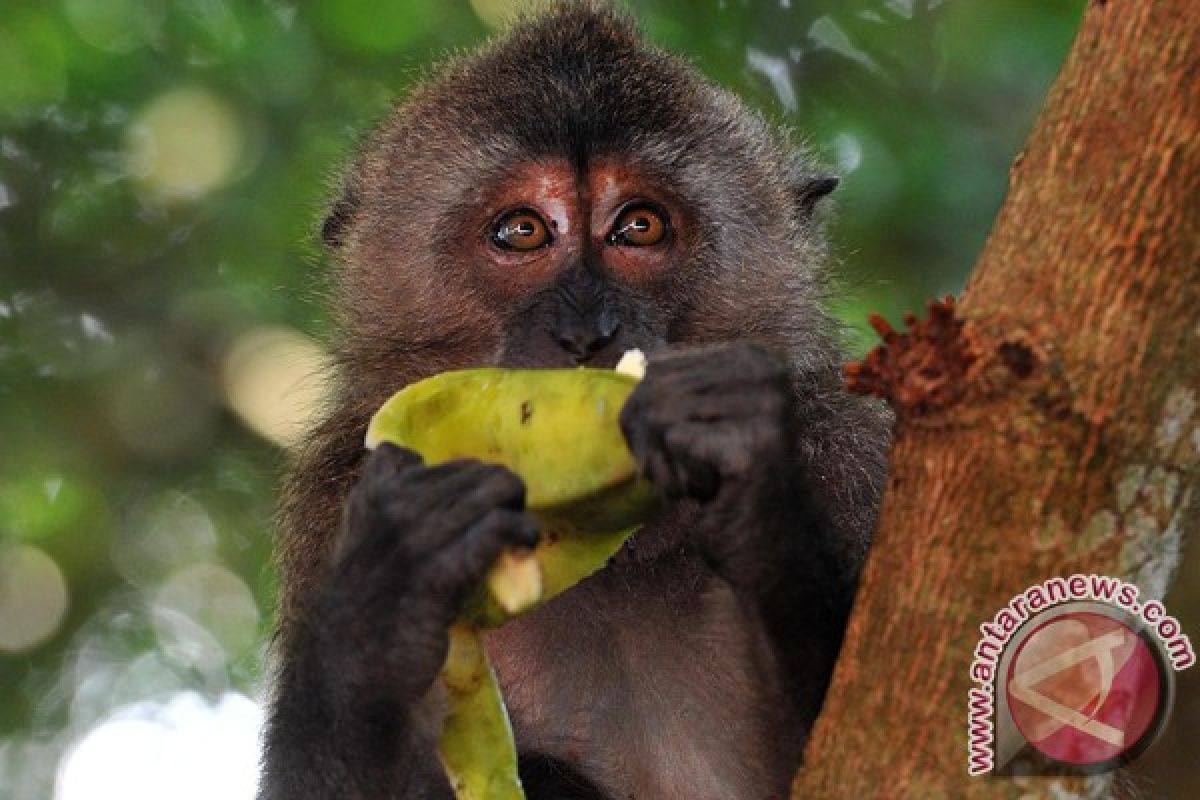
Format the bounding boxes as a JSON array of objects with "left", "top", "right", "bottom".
[
  {"left": 619, "top": 343, "right": 889, "bottom": 721},
  {"left": 259, "top": 626, "right": 450, "bottom": 799},
  {"left": 751, "top": 373, "right": 890, "bottom": 724},
  {"left": 259, "top": 444, "right": 539, "bottom": 800},
  {"left": 746, "top": 443, "right": 874, "bottom": 722}
]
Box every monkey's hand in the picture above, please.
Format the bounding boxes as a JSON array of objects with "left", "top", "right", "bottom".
[
  {"left": 317, "top": 442, "right": 539, "bottom": 713},
  {"left": 261, "top": 444, "right": 536, "bottom": 798},
  {"left": 618, "top": 342, "right": 799, "bottom": 581}
]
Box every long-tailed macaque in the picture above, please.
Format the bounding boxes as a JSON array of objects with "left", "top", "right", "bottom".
[{"left": 260, "top": 4, "right": 890, "bottom": 798}]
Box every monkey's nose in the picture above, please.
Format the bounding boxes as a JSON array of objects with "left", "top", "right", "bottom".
[{"left": 554, "top": 316, "right": 620, "bottom": 362}]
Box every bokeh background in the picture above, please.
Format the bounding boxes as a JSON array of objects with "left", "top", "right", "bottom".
[{"left": 1, "top": 0, "right": 1195, "bottom": 797}]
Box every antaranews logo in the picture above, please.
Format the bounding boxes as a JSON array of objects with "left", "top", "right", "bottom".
[{"left": 967, "top": 575, "right": 1194, "bottom": 776}]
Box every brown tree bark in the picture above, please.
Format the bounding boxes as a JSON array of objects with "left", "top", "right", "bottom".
[{"left": 792, "top": 2, "right": 1200, "bottom": 798}]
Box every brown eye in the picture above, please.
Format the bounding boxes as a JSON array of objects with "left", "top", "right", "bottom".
[
  {"left": 608, "top": 204, "right": 668, "bottom": 247},
  {"left": 491, "top": 210, "right": 551, "bottom": 251}
]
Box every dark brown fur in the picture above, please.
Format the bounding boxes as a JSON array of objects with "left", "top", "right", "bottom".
[{"left": 262, "top": 4, "right": 890, "bottom": 798}]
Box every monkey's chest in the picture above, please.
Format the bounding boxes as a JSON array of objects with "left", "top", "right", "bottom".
[{"left": 482, "top": 572, "right": 794, "bottom": 800}]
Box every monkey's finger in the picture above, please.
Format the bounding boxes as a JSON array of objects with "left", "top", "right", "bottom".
[
  {"left": 426, "top": 509, "right": 540, "bottom": 605},
  {"left": 661, "top": 425, "right": 721, "bottom": 502},
  {"left": 620, "top": 384, "right": 731, "bottom": 501},
  {"left": 364, "top": 441, "right": 424, "bottom": 478},
  {"left": 336, "top": 447, "right": 425, "bottom": 565},
  {"left": 384, "top": 464, "right": 527, "bottom": 556},
  {"left": 618, "top": 389, "right": 652, "bottom": 455},
  {"left": 664, "top": 420, "right": 771, "bottom": 480},
  {"left": 387, "top": 459, "right": 525, "bottom": 513},
  {"left": 361, "top": 444, "right": 426, "bottom": 511},
  {"left": 629, "top": 426, "right": 697, "bottom": 501},
  {"left": 627, "top": 373, "right": 785, "bottom": 438},
  {"left": 641, "top": 386, "right": 786, "bottom": 427},
  {"left": 641, "top": 447, "right": 679, "bottom": 497},
  {"left": 618, "top": 398, "right": 674, "bottom": 485},
  {"left": 424, "top": 460, "right": 524, "bottom": 504},
  {"left": 638, "top": 419, "right": 696, "bottom": 500}
]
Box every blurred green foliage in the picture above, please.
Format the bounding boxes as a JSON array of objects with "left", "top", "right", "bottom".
[{"left": 18, "top": 1, "right": 1197, "bottom": 798}]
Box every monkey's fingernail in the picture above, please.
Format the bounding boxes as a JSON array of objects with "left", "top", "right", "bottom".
[{"left": 514, "top": 519, "right": 540, "bottom": 547}]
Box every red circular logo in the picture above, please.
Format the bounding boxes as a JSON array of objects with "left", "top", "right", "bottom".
[{"left": 1005, "top": 611, "right": 1164, "bottom": 767}]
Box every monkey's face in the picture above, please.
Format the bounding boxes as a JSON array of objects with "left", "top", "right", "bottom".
[
  {"left": 447, "top": 157, "right": 693, "bottom": 369},
  {"left": 326, "top": 6, "right": 835, "bottom": 391}
]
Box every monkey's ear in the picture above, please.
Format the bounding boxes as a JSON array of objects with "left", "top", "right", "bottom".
[
  {"left": 321, "top": 187, "right": 359, "bottom": 249},
  {"left": 789, "top": 173, "right": 839, "bottom": 219}
]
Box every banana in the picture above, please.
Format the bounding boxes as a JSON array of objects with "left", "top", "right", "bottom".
[
  {"left": 439, "top": 623, "right": 523, "bottom": 800},
  {"left": 365, "top": 357, "right": 653, "bottom": 800}
]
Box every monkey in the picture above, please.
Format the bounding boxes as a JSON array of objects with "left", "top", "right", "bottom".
[{"left": 259, "top": 3, "right": 890, "bottom": 799}]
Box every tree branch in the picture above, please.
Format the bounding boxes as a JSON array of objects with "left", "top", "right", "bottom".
[{"left": 792, "top": 1, "right": 1200, "bottom": 796}]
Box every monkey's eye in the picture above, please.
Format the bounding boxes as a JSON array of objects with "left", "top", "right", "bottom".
[
  {"left": 608, "top": 204, "right": 668, "bottom": 247},
  {"left": 491, "top": 210, "right": 552, "bottom": 251}
]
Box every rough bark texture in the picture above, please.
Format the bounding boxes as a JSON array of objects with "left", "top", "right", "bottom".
[{"left": 792, "top": 2, "right": 1200, "bottom": 798}]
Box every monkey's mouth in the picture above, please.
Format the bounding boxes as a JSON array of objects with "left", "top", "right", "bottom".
[
  {"left": 496, "top": 333, "right": 666, "bottom": 372},
  {"left": 496, "top": 347, "right": 635, "bottom": 372}
]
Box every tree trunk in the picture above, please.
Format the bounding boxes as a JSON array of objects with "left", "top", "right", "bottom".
[{"left": 792, "top": 1, "right": 1200, "bottom": 798}]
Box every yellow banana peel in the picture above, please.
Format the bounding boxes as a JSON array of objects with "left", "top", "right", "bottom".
[{"left": 365, "top": 355, "right": 652, "bottom": 799}]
